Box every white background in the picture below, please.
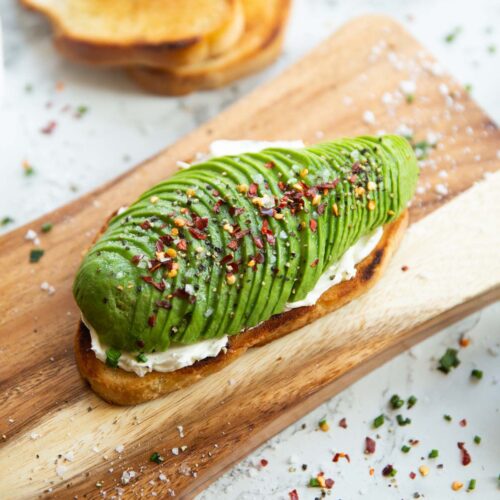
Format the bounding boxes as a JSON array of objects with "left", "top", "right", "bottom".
[{"left": 0, "top": 0, "right": 499, "bottom": 498}]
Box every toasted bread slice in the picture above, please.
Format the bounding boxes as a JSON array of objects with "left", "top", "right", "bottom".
[
  {"left": 21, "top": 0, "right": 245, "bottom": 69},
  {"left": 126, "top": 0, "right": 291, "bottom": 95},
  {"left": 76, "top": 211, "right": 408, "bottom": 405}
]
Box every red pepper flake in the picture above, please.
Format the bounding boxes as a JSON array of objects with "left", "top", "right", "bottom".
[
  {"left": 226, "top": 261, "right": 239, "bottom": 274},
  {"left": 248, "top": 183, "right": 258, "bottom": 197},
  {"left": 401, "top": 265, "right": 409, "bottom": 272},
  {"left": 310, "top": 258, "right": 319, "bottom": 268},
  {"left": 348, "top": 174, "right": 358, "bottom": 184},
  {"left": 253, "top": 236, "right": 264, "bottom": 249},
  {"left": 176, "top": 239, "right": 187, "bottom": 251},
  {"left": 264, "top": 161, "right": 275, "bottom": 169},
  {"left": 288, "top": 489, "right": 299, "bottom": 500},
  {"left": 155, "top": 240, "right": 165, "bottom": 252},
  {"left": 317, "top": 203, "right": 326, "bottom": 215},
  {"left": 457, "top": 442, "right": 471, "bottom": 466},
  {"left": 325, "top": 478, "right": 335, "bottom": 489},
  {"left": 332, "top": 452, "right": 350, "bottom": 463},
  {"left": 459, "top": 418, "right": 467, "bottom": 427},
  {"left": 141, "top": 276, "right": 165, "bottom": 292},
  {"left": 148, "top": 314, "right": 157, "bottom": 327},
  {"left": 220, "top": 254, "right": 233, "bottom": 265},
  {"left": 40, "top": 120, "right": 57, "bottom": 134},
  {"left": 156, "top": 300, "right": 172, "bottom": 310},
  {"left": 365, "top": 437, "right": 376, "bottom": 454},
  {"left": 227, "top": 240, "right": 239, "bottom": 251},
  {"left": 234, "top": 229, "right": 250, "bottom": 240},
  {"left": 173, "top": 288, "right": 196, "bottom": 303},
  {"left": 131, "top": 255, "right": 143, "bottom": 265},
  {"left": 213, "top": 200, "right": 224, "bottom": 213},
  {"left": 382, "top": 464, "right": 395, "bottom": 477},
  {"left": 140, "top": 220, "right": 152, "bottom": 230},
  {"left": 254, "top": 252, "right": 264, "bottom": 264},
  {"left": 459, "top": 336, "right": 470, "bottom": 348},
  {"left": 212, "top": 189, "right": 220, "bottom": 197},
  {"left": 352, "top": 162, "right": 363, "bottom": 174},
  {"left": 309, "top": 219, "right": 317, "bottom": 232},
  {"left": 160, "top": 234, "right": 174, "bottom": 245},
  {"left": 260, "top": 459, "right": 268, "bottom": 467},
  {"left": 194, "top": 217, "right": 209, "bottom": 230},
  {"left": 409, "top": 472, "right": 416, "bottom": 480},
  {"left": 265, "top": 233, "right": 275, "bottom": 245},
  {"left": 189, "top": 227, "right": 207, "bottom": 240},
  {"left": 317, "top": 179, "right": 339, "bottom": 190},
  {"left": 339, "top": 418, "right": 348, "bottom": 429}
]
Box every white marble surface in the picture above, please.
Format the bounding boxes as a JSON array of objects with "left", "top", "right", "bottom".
[{"left": 0, "top": 0, "right": 499, "bottom": 498}]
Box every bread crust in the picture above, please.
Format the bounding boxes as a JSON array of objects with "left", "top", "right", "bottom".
[
  {"left": 75, "top": 211, "right": 408, "bottom": 405},
  {"left": 21, "top": 0, "right": 244, "bottom": 69},
  {"left": 126, "top": 0, "right": 291, "bottom": 95}
]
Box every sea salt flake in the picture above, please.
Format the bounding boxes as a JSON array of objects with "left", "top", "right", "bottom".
[
  {"left": 399, "top": 80, "right": 416, "bottom": 95},
  {"left": 171, "top": 447, "right": 179, "bottom": 456},
  {"left": 115, "top": 444, "right": 125, "bottom": 453},
  {"left": 435, "top": 183, "right": 449, "bottom": 195},
  {"left": 63, "top": 450, "right": 75, "bottom": 462},
  {"left": 363, "top": 110, "right": 376, "bottom": 125},
  {"left": 121, "top": 470, "right": 136, "bottom": 485},
  {"left": 25, "top": 229, "right": 38, "bottom": 241},
  {"left": 177, "top": 425, "right": 185, "bottom": 438},
  {"left": 30, "top": 432, "right": 40, "bottom": 440},
  {"left": 56, "top": 465, "right": 68, "bottom": 478}
]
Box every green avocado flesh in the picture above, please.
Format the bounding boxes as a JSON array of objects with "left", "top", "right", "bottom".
[{"left": 73, "top": 136, "right": 418, "bottom": 353}]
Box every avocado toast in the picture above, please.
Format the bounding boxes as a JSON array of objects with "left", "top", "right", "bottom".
[{"left": 74, "top": 136, "right": 418, "bottom": 405}]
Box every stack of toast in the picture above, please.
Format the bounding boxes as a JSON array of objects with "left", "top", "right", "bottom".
[{"left": 21, "top": 0, "right": 292, "bottom": 95}]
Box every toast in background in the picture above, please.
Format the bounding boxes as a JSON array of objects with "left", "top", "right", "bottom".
[
  {"left": 128, "top": 0, "right": 291, "bottom": 95},
  {"left": 21, "top": 0, "right": 245, "bottom": 68}
]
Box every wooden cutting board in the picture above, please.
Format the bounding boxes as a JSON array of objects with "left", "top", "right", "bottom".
[{"left": 1, "top": 15, "right": 499, "bottom": 499}]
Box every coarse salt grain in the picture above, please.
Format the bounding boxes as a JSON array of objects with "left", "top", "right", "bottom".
[
  {"left": 40, "top": 281, "right": 56, "bottom": 295},
  {"left": 400, "top": 80, "right": 416, "bottom": 95},
  {"left": 115, "top": 444, "right": 124, "bottom": 453},
  {"left": 363, "top": 110, "right": 376, "bottom": 125},
  {"left": 435, "top": 184, "right": 449, "bottom": 196},
  {"left": 30, "top": 432, "right": 40, "bottom": 440},
  {"left": 177, "top": 425, "right": 184, "bottom": 438}
]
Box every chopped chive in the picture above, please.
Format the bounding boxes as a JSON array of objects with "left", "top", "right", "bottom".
[
  {"left": 41, "top": 222, "right": 53, "bottom": 233},
  {"left": 105, "top": 348, "right": 121, "bottom": 368},
  {"left": 444, "top": 414, "right": 452, "bottom": 422},
  {"left": 76, "top": 105, "right": 89, "bottom": 118},
  {"left": 396, "top": 415, "right": 411, "bottom": 426},
  {"left": 438, "top": 348, "right": 460, "bottom": 374},
  {"left": 389, "top": 468, "right": 397, "bottom": 477},
  {"left": 149, "top": 452, "right": 164, "bottom": 464},
  {"left": 309, "top": 477, "right": 320, "bottom": 487},
  {"left": 464, "top": 83, "right": 473, "bottom": 93},
  {"left": 390, "top": 394, "right": 404, "bottom": 409},
  {"left": 471, "top": 369, "right": 483, "bottom": 380},
  {"left": 136, "top": 353, "right": 148, "bottom": 363},
  {"left": 406, "top": 94, "right": 415, "bottom": 104},
  {"left": 29, "top": 249, "right": 44, "bottom": 263},
  {"left": 428, "top": 449, "right": 439, "bottom": 459},
  {"left": 401, "top": 445, "right": 411, "bottom": 453},
  {"left": 468, "top": 479, "right": 476, "bottom": 491},
  {"left": 488, "top": 44, "right": 497, "bottom": 54},
  {"left": 1, "top": 216, "right": 14, "bottom": 227},
  {"left": 407, "top": 396, "right": 417, "bottom": 409},
  {"left": 373, "top": 414, "right": 385, "bottom": 428},
  {"left": 444, "top": 27, "right": 462, "bottom": 43},
  {"left": 473, "top": 435, "right": 481, "bottom": 445}
]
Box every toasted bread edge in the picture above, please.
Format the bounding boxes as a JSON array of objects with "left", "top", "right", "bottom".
[{"left": 75, "top": 211, "right": 408, "bottom": 405}]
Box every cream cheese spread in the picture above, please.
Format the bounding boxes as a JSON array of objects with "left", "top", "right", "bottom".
[{"left": 86, "top": 139, "right": 383, "bottom": 376}]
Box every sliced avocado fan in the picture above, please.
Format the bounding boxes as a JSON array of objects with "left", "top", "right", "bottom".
[{"left": 73, "top": 136, "right": 418, "bottom": 353}]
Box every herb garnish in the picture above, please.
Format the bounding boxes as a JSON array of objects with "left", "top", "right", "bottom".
[
  {"left": 468, "top": 479, "right": 476, "bottom": 491},
  {"left": 105, "top": 348, "right": 121, "bottom": 368},
  {"left": 396, "top": 415, "right": 411, "bottom": 426},
  {"left": 444, "top": 414, "right": 452, "bottom": 422},
  {"left": 373, "top": 414, "right": 385, "bottom": 428},
  {"left": 136, "top": 353, "right": 148, "bottom": 363},
  {"left": 473, "top": 435, "right": 481, "bottom": 445},
  {"left": 428, "top": 449, "right": 439, "bottom": 459},
  {"left": 23, "top": 161, "right": 35, "bottom": 176},
  {"left": 407, "top": 395, "right": 417, "bottom": 408},
  {"left": 401, "top": 445, "right": 411, "bottom": 453},
  {"left": 390, "top": 394, "right": 404, "bottom": 409},
  {"left": 41, "top": 222, "right": 53, "bottom": 233},
  {"left": 438, "top": 348, "right": 460, "bottom": 373},
  {"left": 150, "top": 452, "right": 164, "bottom": 464},
  {"left": 444, "top": 27, "right": 462, "bottom": 43},
  {"left": 471, "top": 369, "right": 483, "bottom": 380},
  {"left": 29, "top": 249, "right": 44, "bottom": 263},
  {"left": 75, "top": 105, "right": 89, "bottom": 118},
  {"left": 1, "top": 216, "right": 14, "bottom": 227}
]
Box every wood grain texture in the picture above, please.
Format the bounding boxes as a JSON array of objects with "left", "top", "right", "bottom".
[{"left": 0, "top": 15, "right": 499, "bottom": 499}]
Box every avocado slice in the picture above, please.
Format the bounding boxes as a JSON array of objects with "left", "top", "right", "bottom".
[{"left": 74, "top": 136, "right": 419, "bottom": 353}]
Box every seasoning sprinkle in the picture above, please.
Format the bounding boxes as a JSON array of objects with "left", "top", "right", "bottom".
[
  {"left": 438, "top": 348, "right": 460, "bottom": 374},
  {"left": 30, "top": 249, "right": 45, "bottom": 263},
  {"left": 373, "top": 414, "right": 385, "bottom": 428},
  {"left": 470, "top": 369, "right": 483, "bottom": 380}
]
